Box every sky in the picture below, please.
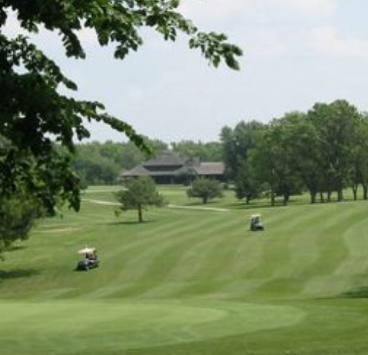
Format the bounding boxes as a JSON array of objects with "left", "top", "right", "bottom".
[{"left": 4, "top": 0, "right": 368, "bottom": 144}]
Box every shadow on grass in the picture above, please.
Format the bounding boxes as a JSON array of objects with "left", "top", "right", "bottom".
[
  {"left": 224, "top": 202, "right": 285, "bottom": 210},
  {"left": 0, "top": 268, "right": 39, "bottom": 283},
  {"left": 339, "top": 286, "right": 368, "bottom": 299},
  {"left": 223, "top": 198, "right": 346, "bottom": 210},
  {"left": 6, "top": 245, "right": 26, "bottom": 252},
  {"left": 109, "top": 219, "right": 158, "bottom": 226}
]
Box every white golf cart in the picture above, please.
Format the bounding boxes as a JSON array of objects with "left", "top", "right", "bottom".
[
  {"left": 250, "top": 214, "right": 264, "bottom": 231},
  {"left": 76, "top": 247, "right": 100, "bottom": 271}
]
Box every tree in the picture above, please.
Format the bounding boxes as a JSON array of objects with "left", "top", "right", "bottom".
[
  {"left": 221, "top": 120, "right": 265, "bottom": 181},
  {"left": 280, "top": 112, "right": 324, "bottom": 204},
  {"left": 234, "top": 158, "right": 261, "bottom": 204},
  {"left": 249, "top": 119, "right": 304, "bottom": 206},
  {"left": 72, "top": 144, "right": 120, "bottom": 185},
  {"left": 350, "top": 113, "right": 368, "bottom": 200},
  {"left": 0, "top": 136, "right": 78, "bottom": 255},
  {"left": 307, "top": 100, "right": 360, "bottom": 202},
  {"left": 0, "top": 192, "right": 42, "bottom": 256},
  {"left": 115, "top": 176, "right": 164, "bottom": 222},
  {"left": 0, "top": 1, "right": 242, "bottom": 248},
  {"left": 187, "top": 178, "right": 223, "bottom": 204}
]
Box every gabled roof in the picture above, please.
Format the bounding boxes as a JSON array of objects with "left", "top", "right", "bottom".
[
  {"left": 195, "top": 162, "right": 225, "bottom": 175},
  {"left": 120, "top": 152, "right": 225, "bottom": 179},
  {"left": 121, "top": 165, "right": 149, "bottom": 176},
  {"left": 143, "top": 151, "right": 185, "bottom": 167}
]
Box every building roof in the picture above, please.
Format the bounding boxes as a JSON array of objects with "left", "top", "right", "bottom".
[
  {"left": 120, "top": 152, "right": 224, "bottom": 179},
  {"left": 194, "top": 162, "right": 225, "bottom": 175},
  {"left": 121, "top": 165, "right": 148, "bottom": 177},
  {"left": 143, "top": 151, "right": 185, "bottom": 167}
]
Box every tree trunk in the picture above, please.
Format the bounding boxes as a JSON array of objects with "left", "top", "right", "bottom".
[
  {"left": 271, "top": 189, "right": 275, "bottom": 206},
  {"left": 327, "top": 190, "right": 332, "bottom": 202},
  {"left": 351, "top": 185, "right": 358, "bottom": 201},
  {"left": 362, "top": 182, "right": 368, "bottom": 200},
  {"left": 138, "top": 204, "right": 143, "bottom": 222},
  {"left": 337, "top": 189, "right": 344, "bottom": 202},
  {"left": 309, "top": 191, "right": 317, "bottom": 204}
]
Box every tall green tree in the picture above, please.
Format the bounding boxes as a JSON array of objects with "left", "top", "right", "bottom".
[
  {"left": 0, "top": 192, "right": 42, "bottom": 256},
  {"left": 221, "top": 120, "right": 264, "bottom": 181},
  {"left": 285, "top": 113, "right": 324, "bottom": 204},
  {"left": 234, "top": 158, "right": 261, "bottom": 204},
  {"left": 350, "top": 113, "right": 368, "bottom": 200},
  {"left": 270, "top": 112, "right": 323, "bottom": 204},
  {"left": 115, "top": 176, "right": 164, "bottom": 222},
  {"left": 249, "top": 118, "right": 304, "bottom": 206},
  {"left": 307, "top": 100, "right": 360, "bottom": 202}
]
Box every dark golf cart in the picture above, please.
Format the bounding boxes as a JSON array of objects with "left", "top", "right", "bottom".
[
  {"left": 250, "top": 214, "right": 264, "bottom": 231},
  {"left": 76, "top": 247, "right": 100, "bottom": 271}
]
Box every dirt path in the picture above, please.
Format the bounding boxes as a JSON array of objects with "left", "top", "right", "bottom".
[{"left": 84, "top": 199, "right": 229, "bottom": 212}]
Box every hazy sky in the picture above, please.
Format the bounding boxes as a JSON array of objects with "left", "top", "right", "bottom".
[{"left": 5, "top": 0, "right": 368, "bottom": 143}]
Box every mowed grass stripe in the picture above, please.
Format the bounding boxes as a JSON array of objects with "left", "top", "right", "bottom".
[
  {"left": 274, "top": 203, "right": 349, "bottom": 279},
  {"left": 159, "top": 211, "right": 248, "bottom": 297},
  {"left": 107, "top": 209, "right": 243, "bottom": 298},
  {"left": 129, "top": 212, "right": 237, "bottom": 288},
  {"left": 139, "top": 214, "right": 244, "bottom": 298},
  {"left": 334, "top": 205, "right": 368, "bottom": 276},
  {"left": 217, "top": 205, "right": 325, "bottom": 297},
  {"left": 241, "top": 205, "right": 308, "bottom": 280},
  {"left": 297, "top": 204, "right": 358, "bottom": 297},
  {"left": 244, "top": 203, "right": 362, "bottom": 298},
  {"left": 302, "top": 203, "right": 368, "bottom": 297},
  {"left": 83, "top": 214, "right": 210, "bottom": 297},
  {"left": 89, "top": 209, "right": 233, "bottom": 298}
]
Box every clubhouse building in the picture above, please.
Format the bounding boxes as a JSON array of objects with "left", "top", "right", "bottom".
[{"left": 119, "top": 151, "right": 225, "bottom": 184}]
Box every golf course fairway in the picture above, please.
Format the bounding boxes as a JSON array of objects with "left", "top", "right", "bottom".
[{"left": 1, "top": 186, "right": 368, "bottom": 354}]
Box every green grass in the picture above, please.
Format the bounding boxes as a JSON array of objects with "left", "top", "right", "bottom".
[{"left": 1, "top": 187, "right": 368, "bottom": 354}]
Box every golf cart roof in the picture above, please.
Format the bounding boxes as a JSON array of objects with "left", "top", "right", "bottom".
[
  {"left": 251, "top": 214, "right": 261, "bottom": 218},
  {"left": 77, "top": 247, "right": 96, "bottom": 255}
]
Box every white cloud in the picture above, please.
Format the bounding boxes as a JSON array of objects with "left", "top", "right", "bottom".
[
  {"left": 278, "top": 0, "right": 337, "bottom": 16},
  {"left": 308, "top": 27, "right": 368, "bottom": 59},
  {"left": 247, "top": 31, "right": 290, "bottom": 57},
  {"left": 180, "top": 0, "right": 337, "bottom": 22},
  {"left": 245, "top": 25, "right": 368, "bottom": 61}
]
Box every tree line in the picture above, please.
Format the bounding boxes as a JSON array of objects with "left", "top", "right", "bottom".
[{"left": 223, "top": 99, "right": 368, "bottom": 205}]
